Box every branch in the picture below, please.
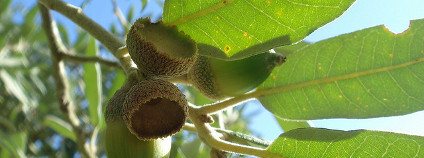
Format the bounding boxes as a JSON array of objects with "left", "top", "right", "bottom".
[
  {"left": 182, "top": 123, "right": 197, "bottom": 132},
  {"left": 39, "top": 4, "right": 93, "bottom": 158},
  {"left": 188, "top": 105, "right": 280, "bottom": 157},
  {"left": 197, "top": 91, "right": 259, "bottom": 114},
  {"left": 38, "top": 0, "right": 124, "bottom": 56},
  {"left": 114, "top": 47, "right": 139, "bottom": 80},
  {"left": 60, "top": 52, "right": 121, "bottom": 69},
  {"left": 215, "top": 128, "right": 271, "bottom": 148},
  {"left": 183, "top": 123, "right": 271, "bottom": 148},
  {"left": 37, "top": 0, "right": 140, "bottom": 76}
]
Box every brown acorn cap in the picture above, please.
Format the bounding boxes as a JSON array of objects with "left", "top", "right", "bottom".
[
  {"left": 126, "top": 18, "right": 197, "bottom": 79},
  {"left": 122, "top": 79, "right": 188, "bottom": 140},
  {"left": 104, "top": 82, "right": 134, "bottom": 123},
  {"left": 187, "top": 55, "right": 223, "bottom": 100}
]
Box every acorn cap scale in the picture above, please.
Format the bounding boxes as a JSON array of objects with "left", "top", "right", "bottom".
[
  {"left": 127, "top": 18, "right": 197, "bottom": 79},
  {"left": 123, "top": 79, "right": 188, "bottom": 140},
  {"left": 187, "top": 55, "right": 222, "bottom": 100},
  {"left": 104, "top": 81, "right": 172, "bottom": 158},
  {"left": 105, "top": 82, "right": 134, "bottom": 123}
]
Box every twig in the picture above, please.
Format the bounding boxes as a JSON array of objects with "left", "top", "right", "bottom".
[
  {"left": 215, "top": 128, "right": 271, "bottom": 148},
  {"left": 60, "top": 52, "right": 121, "bottom": 69},
  {"left": 37, "top": 0, "right": 124, "bottom": 61},
  {"left": 37, "top": 0, "right": 140, "bottom": 77},
  {"left": 183, "top": 123, "right": 271, "bottom": 148},
  {"left": 114, "top": 47, "right": 138, "bottom": 80},
  {"left": 197, "top": 91, "right": 258, "bottom": 114},
  {"left": 188, "top": 105, "right": 280, "bottom": 158},
  {"left": 39, "top": 4, "right": 93, "bottom": 158},
  {"left": 182, "top": 123, "right": 197, "bottom": 132}
]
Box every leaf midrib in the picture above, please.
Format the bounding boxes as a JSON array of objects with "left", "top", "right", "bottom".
[
  {"left": 258, "top": 56, "right": 424, "bottom": 97},
  {"left": 168, "top": 0, "right": 236, "bottom": 25}
]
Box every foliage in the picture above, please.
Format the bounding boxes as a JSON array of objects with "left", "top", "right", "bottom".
[{"left": 1, "top": 0, "right": 423, "bottom": 157}]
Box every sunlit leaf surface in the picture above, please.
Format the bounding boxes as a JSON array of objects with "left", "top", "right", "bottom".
[
  {"left": 258, "top": 19, "right": 424, "bottom": 120},
  {"left": 163, "top": 0, "right": 355, "bottom": 59},
  {"left": 268, "top": 128, "right": 424, "bottom": 157}
]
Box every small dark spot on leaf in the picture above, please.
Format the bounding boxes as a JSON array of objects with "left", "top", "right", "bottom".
[{"left": 224, "top": 45, "right": 231, "bottom": 53}]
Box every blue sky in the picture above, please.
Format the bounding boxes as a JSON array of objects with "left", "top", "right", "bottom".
[{"left": 18, "top": 0, "right": 424, "bottom": 141}]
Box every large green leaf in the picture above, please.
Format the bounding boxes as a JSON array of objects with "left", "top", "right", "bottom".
[
  {"left": 275, "top": 117, "right": 310, "bottom": 132},
  {"left": 273, "top": 41, "right": 311, "bottom": 57},
  {"left": 83, "top": 36, "right": 103, "bottom": 126},
  {"left": 163, "top": 0, "right": 355, "bottom": 60},
  {"left": 267, "top": 128, "right": 424, "bottom": 157},
  {"left": 258, "top": 19, "right": 424, "bottom": 120}
]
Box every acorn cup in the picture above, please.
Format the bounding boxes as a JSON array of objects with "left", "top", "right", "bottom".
[
  {"left": 126, "top": 18, "right": 197, "bottom": 79},
  {"left": 122, "top": 79, "right": 189, "bottom": 140},
  {"left": 105, "top": 82, "right": 172, "bottom": 158},
  {"left": 188, "top": 52, "right": 286, "bottom": 100},
  {"left": 104, "top": 82, "right": 133, "bottom": 123}
]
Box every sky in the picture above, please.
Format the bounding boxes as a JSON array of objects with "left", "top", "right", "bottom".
[{"left": 17, "top": 0, "right": 424, "bottom": 141}]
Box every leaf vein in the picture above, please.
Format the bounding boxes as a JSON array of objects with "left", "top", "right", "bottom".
[
  {"left": 242, "top": 0, "right": 296, "bottom": 33},
  {"left": 169, "top": 0, "right": 236, "bottom": 25}
]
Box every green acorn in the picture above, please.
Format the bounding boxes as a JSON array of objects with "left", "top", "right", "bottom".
[
  {"left": 188, "top": 52, "right": 286, "bottom": 100},
  {"left": 106, "top": 119, "right": 172, "bottom": 158},
  {"left": 126, "top": 18, "right": 197, "bottom": 79},
  {"left": 122, "top": 79, "right": 188, "bottom": 140},
  {"left": 105, "top": 82, "right": 171, "bottom": 158}
]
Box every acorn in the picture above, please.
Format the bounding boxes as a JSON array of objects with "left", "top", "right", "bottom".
[
  {"left": 122, "top": 79, "right": 188, "bottom": 140},
  {"left": 126, "top": 18, "right": 197, "bottom": 79},
  {"left": 105, "top": 82, "right": 172, "bottom": 158},
  {"left": 105, "top": 119, "right": 172, "bottom": 158},
  {"left": 188, "top": 52, "right": 286, "bottom": 100}
]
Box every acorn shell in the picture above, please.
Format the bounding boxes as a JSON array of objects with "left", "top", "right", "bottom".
[
  {"left": 105, "top": 82, "right": 134, "bottom": 123},
  {"left": 122, "top": 79, "right": 188, "bottom": 140},
  {"left": 126, "top": 18, "right": 197, "bottom": 79},
  {"left": 187, "top": 55, "right": 223, "bottom": 100}
]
